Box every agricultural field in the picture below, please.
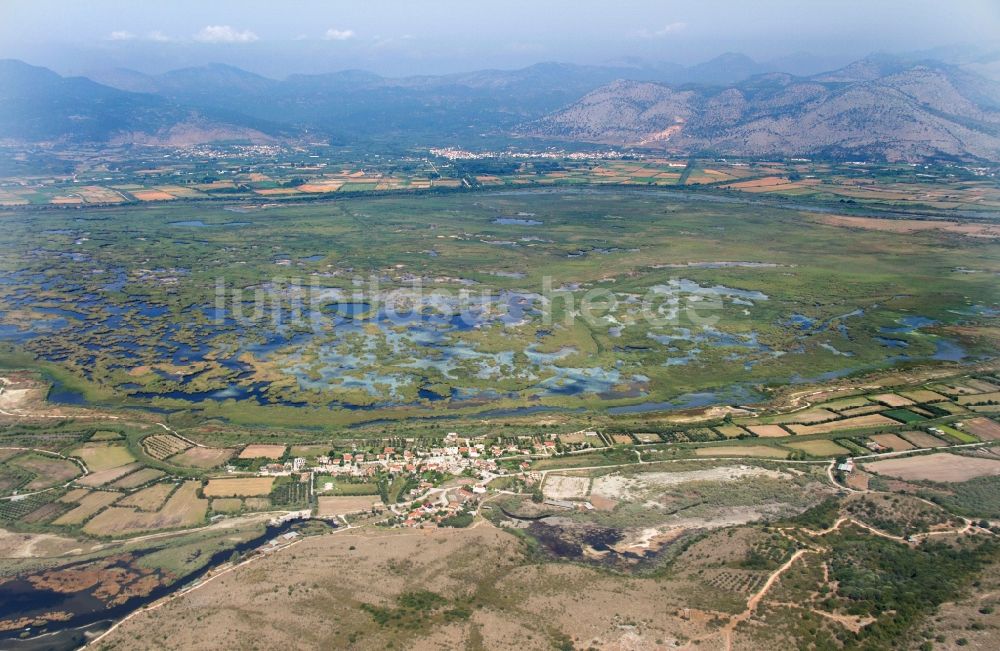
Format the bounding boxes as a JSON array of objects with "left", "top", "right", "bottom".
[
  {"left": 819, "top": 395, "right": 873, "bottom": 410},
  {"left": 69, "top": 442, "right": 136, "bottom": 471},
  {"left": 52, "top": 490, "right": 121, "bottom": 525},
  {"left": 837, "top": 404, "right": 887, "bottom": 417},
  {"left": 958, "top": 391, "right": 1000, "bottom": 405},
  {"left": 269, "top": 476, "right": 309, "bottom": 506},
  {"left": 694, "top": 445, "right": 787, "bottom": 458},
  {"left": 238, "top": 445, "right": 286, "bottom": 460},
  {"left": 870, "top": 393, "right": 915, "bottom": 407},
  {"left": 203, "top": 477, "right": 275, "bottom": 497},
  {"left": 168, "top": 446, "right": 233, "bottom": 468},
  {"left": 2, "top": 453, "right": 80, "bottom": 491},
  {"left": 785, "top": 439, "right": 850, "bottom": 457},
  {"left": 869, "top": 433, "right": 916, "bottom": 451},
  {"left": 864, "top": 452, "right": 1000, "bottom": 482},
  {"left": 141, "top": 433, "right": 191, "bottom": 460},
  {"left": 960, "top": 417, "right": 1000, "bottom": 440},
  {"left": 210, "top": 497, "right": 243, "bottom": 513},
  {"left": 12, "top": 155, "right": 1000, "bottom": 218},
  {"left": 900, "top": 430, "right": 948, "bottom": 447},
  {"left": 787, "top": 414, "right": 899, "bottom": 436},
  {"left": 290, "top": 444, "right": 332, "bottom": 457},
  {"left": 313, "top": 477, "right": 379, "bottom": 496},
  {"left": 964, "top": 379, "right": 1000, "bottom": 392},
  {"left": 77, "top": 462, "right": 143, "bottom": 487},
  {"left": 883, "top": 408, "right": 925, "bottom": 424},
  {"left": 110, "top": 468, "right": 166, "bottom": 489},
  {"left": 243, "top": 497, "right": 272, "bottom": 510},
  {"left": 89, "top": 430, "right": 123, "bottom": 441},
  {"left": 316, "top": 495, "right": 382, "bottom": 517},
  {"left": 768, "top": 408, "right": 839, "bottom": 424},
  {"left": 746, "top": 425, "right": 790, "bottom": 438},
  {"left": 932, "top": 401, "right": 971, "bottom": 415},
  {"left": 81, "top": 481, "right": 207, "bottom": 536},
  {"left": 18, "top": 498, "right": 72, "bottom": 524},
  {"left": 0, "top": 491, "right": 63, "bottom": 523},
  {"left": 898, "top": 389, "right": 949, "bottom": 403},
  {"left": 969, "top": 404, "right": 1000, "bottom": 414},
  {"left": 713, "top": 425, "right": 747, "bottom": 438},
  {"left": 116, "top": 482, "right": 175, "bottom": 510},
  {"left": 935, "top": 424, "right": 979, "bottom": 443}
]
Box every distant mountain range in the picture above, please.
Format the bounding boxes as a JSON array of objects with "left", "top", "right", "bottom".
[
  {"left": 524, "top": 56, "right": 1000, "bottom": 162},
  {"left": 2, "top": 54, "right": 1000, "bottom": 162},
  {"left": 0, "top": 59, "right": 282, "bottom": 146}
]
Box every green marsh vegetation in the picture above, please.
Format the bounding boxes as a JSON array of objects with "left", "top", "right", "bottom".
[{"left": 1, "top": 188, "right": 996, "bottom": 432}]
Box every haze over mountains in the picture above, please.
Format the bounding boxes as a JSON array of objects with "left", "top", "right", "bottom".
[
  {"left": 3, "top": 52, "right": 1000, "bottom": 162},
  {"left": 527, "top": 56, "right": 1000, "bottom": 162}
]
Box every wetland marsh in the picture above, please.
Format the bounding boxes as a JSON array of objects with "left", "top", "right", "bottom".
[{"left": 1, "top": 188, "right": 996, "bottom": 427}]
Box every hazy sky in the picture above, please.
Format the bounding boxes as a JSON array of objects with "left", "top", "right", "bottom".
[{"left": 1, "top": 0, "right": 998, "bottom": 77}]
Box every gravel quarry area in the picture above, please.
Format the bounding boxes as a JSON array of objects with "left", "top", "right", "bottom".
[{"left": 591, "top": 465, "right": 790, "bottom": 502}]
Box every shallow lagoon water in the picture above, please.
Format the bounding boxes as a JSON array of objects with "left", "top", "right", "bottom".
[
  {"left": 167, "top": 220, "right": 252, "bottom": 228},
  {"left": 949, "top": 304, "right": 999, "bottom": 317},
  {"left": 875, "top": 315, "right": 967, "bottom": 360},
  {"left": 493, "top": 217, "right": 543, "bottom": 225},
  {"left": 0, "top": 323, "right": 35, "bottom": 343},
  {"left": 648, "top": 326, "right": 770, "bottom": 366},
  {"left": 819, "top": 342, "right": 853, "bottom": 357},
  {"left": 0, "top": 258, "right": 980, "bottom": 416},
  {"left": 881, "top": 315, "right": 936, "bottom": 334},
  {"left": 608, "top": 384, "right": 764, "bottom": 414},
  {"left": 931, "top": 338, "right": 967, "bottom": 362},
  {"left": 46, "top": 376, "right": 87, "bottom": 405},
  {"left": 786, "top": 308, "right": 864, "bottom": 335}
]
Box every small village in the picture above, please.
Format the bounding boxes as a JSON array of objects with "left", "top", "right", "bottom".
[{"left": 229, "top": 430, "right": 604, "bottom": 529}]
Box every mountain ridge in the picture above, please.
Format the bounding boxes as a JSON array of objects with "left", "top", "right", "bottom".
[
  {"left": 3, "top": 55, "right": 1000, "bottom": 161},
  {"left": 0, "top": 59, "right": 281, "bottom": 146},
  {"left": 523, "top": 58, "right": 1000, "bottom": 162}
]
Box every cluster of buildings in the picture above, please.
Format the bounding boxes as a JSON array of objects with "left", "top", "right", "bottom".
[
  {"left": 256, "top": 457, "right": 308, "bottom": 476},
  {"left": 228, "top": 431, "right": 606, "bottom": 491},
  {"left": 225, "top": 432, "right": 600, "bottom": 530},
  {"left": 428, "top": 147, "right": 634, "bottom": 161},
  {"left": 176, "top": 143, "right": 288, "bottom": 160},
  {"left": 307, "top": 432, "right": 558, "bottom": 480},
  {"left": 395, "top": 482, "right": 484, "bottom": 528}
]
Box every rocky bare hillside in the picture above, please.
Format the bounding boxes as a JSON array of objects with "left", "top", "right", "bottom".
[{"left": 524, "top": 59, "right": 1000, "bottom": 162}]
